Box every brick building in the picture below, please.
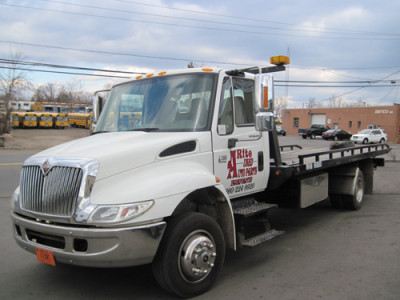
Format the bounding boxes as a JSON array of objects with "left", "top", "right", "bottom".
[{"left": 281, "top": 104, "right": 400, "bottom": 143}]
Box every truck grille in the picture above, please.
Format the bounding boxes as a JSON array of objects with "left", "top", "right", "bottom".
[{"left": 20, "top": 165, "right": 83, "bottom": 217}]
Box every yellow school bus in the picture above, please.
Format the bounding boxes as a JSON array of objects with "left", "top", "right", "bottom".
[
  {"left": 36, "top": 112, "right": 54, "bottom": 128},
  {"left": 68, "top": 113, "right": 90, "bottom": 129},
  {"left": 32, "top": 102, "right": 43, "bottom": 111},
  {"left": 11, "top": 112, "right": 25, "bottom": 128},
  {"left": 22, "top": 112, "right": 38, "bottom": 128},
  {"left": 53, "top": 113, "right": 68, "bottom": 129}
]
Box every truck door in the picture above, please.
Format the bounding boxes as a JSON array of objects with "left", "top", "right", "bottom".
[{"left": 212, "top": 76, "right": 269, "bottom": 198}]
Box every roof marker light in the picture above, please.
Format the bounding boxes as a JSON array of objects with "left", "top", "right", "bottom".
[
  {"left": 202, "top": 68, "right": 213, "bottom": 72},
  {"left": 158, "top": 71, "right": 167, "bottom": 76},
  {"left": 146, "top": 73, "right": 154, "bottom": 78},
  {"left": 136, "top": 75, "right": 143, "bottom": 80}
]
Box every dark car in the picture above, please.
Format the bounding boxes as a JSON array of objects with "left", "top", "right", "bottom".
[
  {"left": 276, "top": 125, "right": 286, "bottom": 136},
  {"left": 298, "top": 124, "right": 330, "bottom": 139},
  {"left": 322, "top": 129, "right": 352, "bottom": 141}
]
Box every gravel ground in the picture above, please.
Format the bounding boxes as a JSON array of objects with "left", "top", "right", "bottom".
[{"left": 1, "top": 127, "right": 90, "bottom": 150}]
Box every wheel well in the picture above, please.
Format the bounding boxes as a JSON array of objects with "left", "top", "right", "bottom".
[{"left": 171, "top": 187, "right": 235, "bottom": 250}]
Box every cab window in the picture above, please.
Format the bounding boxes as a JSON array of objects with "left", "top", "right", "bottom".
[
  {"left": 232, "top": 77, "right": 255, "bottom": 126},
  {"left": 218, "top": 77, "right": 234, "bottom": 135}
]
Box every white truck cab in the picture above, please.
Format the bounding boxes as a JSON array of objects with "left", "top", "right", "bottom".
[{"left": 11, "top": 56, "right": 390, "bottom": 298}]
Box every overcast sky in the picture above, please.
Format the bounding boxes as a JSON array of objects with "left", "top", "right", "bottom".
[{"left": 1, "top": 0, "right": 400, "bottom": 107}]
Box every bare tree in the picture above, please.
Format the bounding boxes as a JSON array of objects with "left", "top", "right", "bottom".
[
  {"left": 32, "top": 80, "right": 92, "bottom": 105},
  {"left": 329, "top": 95, "right": 343, "bottom": 108},
  {"left": 0, "top": 50, "right": 31, "bottom": 134},
  {"left": 355, "top": 98, "right": 366, "bottom": 107},
  {"left": 308, "top": 97, "right": 317, "bottom": 108},
  {"left": 274, "top": 95, "right": 288, "bottom": 120}
]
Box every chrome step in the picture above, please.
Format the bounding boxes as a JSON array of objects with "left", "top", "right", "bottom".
[
  {"left": 241, "top": 229, "right": 284, "bottom": 247},
  {"left": 233, "top": 202, "right": 277, "bottom": 217}
]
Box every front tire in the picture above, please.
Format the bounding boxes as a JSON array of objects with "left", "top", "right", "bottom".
[
  {"left": 362, "top": 138, "right": 368, "bottom": 144},
  {"left": 153, "top": 212, "right": 225, "bottom": 298}
]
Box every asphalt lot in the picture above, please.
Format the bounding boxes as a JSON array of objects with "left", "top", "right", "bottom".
[{"left": 0, "top": 129, "right": 399, "bottom": 299}]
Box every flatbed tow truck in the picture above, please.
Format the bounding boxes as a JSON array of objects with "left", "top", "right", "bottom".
[{"left": 11, "top": 56, "right": 390, "bottom": 298}]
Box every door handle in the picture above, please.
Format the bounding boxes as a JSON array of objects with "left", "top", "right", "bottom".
[{"left": 228, "top": 138, "right": 238, "bottom": 149}]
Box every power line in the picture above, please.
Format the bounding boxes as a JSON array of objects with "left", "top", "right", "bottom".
[
  {"left": 113, "top": 0, "right": 400, "bottom": 37},
  {"left": 1, "top": 2, "right": 399, "bottom": 41},
  {"left": 0, "top": 40, "right": 246, "bottom": 66},
  {"left": 275, "top": 80, "right": 399, "bottom": 84},
  {"left": 0, "top": 65, "right": 130, "bottom": 79},
  {"left": 275, "top": 84, "right": 397, "bottom": 88},
  {"left": 0, "top": 58, "right": 145, "bottom": 75},
  {"left": 315, "top": 70, "right": 400, "bottom": 102},
  {"left": 38, "top": 0, "right": 399, "bottom": 38}
]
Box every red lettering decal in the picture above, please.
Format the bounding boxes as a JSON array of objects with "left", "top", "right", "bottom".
[{"left": 227, "top": 151, "right": 237, "bottom": 179}]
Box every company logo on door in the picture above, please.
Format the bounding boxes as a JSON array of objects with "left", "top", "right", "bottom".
[{"left": 226, "top": 149, "right": 257, "bottom": 194}]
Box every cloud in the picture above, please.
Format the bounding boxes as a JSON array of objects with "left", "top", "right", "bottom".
[{"left": 1, "top": 0, "right": 399, "bottom": 105}]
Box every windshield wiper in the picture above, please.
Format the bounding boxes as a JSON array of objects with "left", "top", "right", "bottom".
[
  {"left": 91, "top": 130, "right": 111, "bottom": 135},
  {"left": 126, "top": 128, "right": 160, "bottom": 132}
]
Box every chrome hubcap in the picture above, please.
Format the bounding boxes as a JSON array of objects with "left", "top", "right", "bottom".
[
  {"left": 355, "top": 178, "right": 364, "bottom": 203},
  {"left": 179, "top": 231, "right": 216, "bottom": 282}
]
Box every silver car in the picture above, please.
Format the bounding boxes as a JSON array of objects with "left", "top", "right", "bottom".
[{"left": 351, "top": 129, "right": 387, "bottom": 144}]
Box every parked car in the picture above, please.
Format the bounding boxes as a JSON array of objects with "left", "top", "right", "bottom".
[
  {"left": 276, "top": 125, "right": 286, "bottom": 136},
  {"left": 351, "top": 129, "right": 387, "bottom": 144},
  {"left": 298, "top": 124, "right": 330, "bottom": 139},
  {"left": 322, "top": 129, "right": 352, "bottom": 141}
]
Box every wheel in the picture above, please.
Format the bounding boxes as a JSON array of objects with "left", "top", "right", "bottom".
[
  {"left": 334, "top": 136, "right": 338, "bottom": 141},
  {"left": 379, "top": 138, "right": 385, "bottom": 143},
  {"left": 302, "top": 135, "right": 307, "bottom": 139},
  {"left": 152, "top": 212, "right": 225, "bottom": 298},
  {"left": 282, "top": 133, "right": 286, "bottom": 136},
  {"left": 310, "top": 134, "right": 316, "bottom": 139},
  {"left": 343, "top": 170, "right": 364, "bottom": 210},
  {"left": 362, "top": 138, "right": 368, "bottom": 144}
]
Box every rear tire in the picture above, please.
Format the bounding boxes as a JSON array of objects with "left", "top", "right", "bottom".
[
  {"left": 379, "top": 138, "right": 385, "bottom": 143},
  {"left": 153, "top": 212, "right": 225, "bottom": 298},
  {"left": 343, "top": 170, "right": 365, "bottom": 210}
]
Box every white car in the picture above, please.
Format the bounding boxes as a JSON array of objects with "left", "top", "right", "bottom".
[{"left": 351, "top": 129, "right": 387, "bottom": 144}]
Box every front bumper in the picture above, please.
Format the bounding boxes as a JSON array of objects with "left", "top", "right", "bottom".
[{"left": 12, "top": 212, "right": 166, "bottom": 267}]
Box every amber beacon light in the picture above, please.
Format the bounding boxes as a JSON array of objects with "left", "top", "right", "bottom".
[{"left": 270, "top": 55, "right": 290, "bottom": 66}]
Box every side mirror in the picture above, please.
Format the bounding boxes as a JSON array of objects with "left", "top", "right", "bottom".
[
  {"left": 93, "top": 95, "right": 103, "bottom": 125},
  {"left": 255, "top": 112, "right": 274, "bottom": 131}
]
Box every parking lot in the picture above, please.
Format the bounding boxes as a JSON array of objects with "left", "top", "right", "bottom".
[{"left": 1, "top": 130, "right": 399, "bottom": 299}]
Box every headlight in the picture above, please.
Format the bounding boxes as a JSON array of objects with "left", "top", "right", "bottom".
[
  {"left": 11, "top": 187, "right": 20, "bottom": 211},
  {"left": 88, "top": 200, "right": 154, "bottom": 224}
]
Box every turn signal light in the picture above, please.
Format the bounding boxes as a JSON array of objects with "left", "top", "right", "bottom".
[{"left": 263, "top": 86, "right": 269, "bottom": 109}]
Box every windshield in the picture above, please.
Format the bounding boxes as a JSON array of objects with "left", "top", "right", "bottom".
[
  {"left": 57, "top": 116, "right": 68, "bottom": 122},
  {"left": 25, "top": 116, "right": 36, "bottom": 121},
  {"left": 95, "top": 73, "right": 217, "bottom": 133},
  {"left": 359, "top": 129, "right": 371, "bottom": 134},
  {"left": 41, "top": 116, "right": 53, "bottom": 122}
]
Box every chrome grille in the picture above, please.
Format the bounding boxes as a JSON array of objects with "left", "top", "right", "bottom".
[{"left": 20, "top": 165, "right": 83, "bottom": 217}]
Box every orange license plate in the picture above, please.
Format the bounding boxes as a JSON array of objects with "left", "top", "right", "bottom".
[{"left": 35, "top": 247, "right": 56, "bottom": 266}]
